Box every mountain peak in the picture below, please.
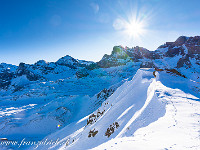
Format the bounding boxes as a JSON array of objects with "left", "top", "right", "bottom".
[
  {"left": 35, "top": 60, "right": 48, "bottom": 66},
  {"left": 97, "top": 35, "right": 200, "bottom": 68},
  {"left": 56, "top": 55, "right": 79, "bottom": 66}
]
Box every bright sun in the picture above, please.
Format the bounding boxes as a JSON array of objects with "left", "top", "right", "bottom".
[
  {"left": 125, "top": 21, "right": 144, "bottom": 38},
  {"left": 113, "top": 17, "right": 146, "bottom": 40}
]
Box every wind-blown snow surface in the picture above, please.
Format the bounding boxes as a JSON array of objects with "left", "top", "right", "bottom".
[{"left": 25, "top": 68, "right": 200, "bottom": 150}]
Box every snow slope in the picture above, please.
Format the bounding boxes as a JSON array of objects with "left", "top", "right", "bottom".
[
  {"left": 0, "top": 35, "right": 200, "bottom": 149},
  {"left": 0, "top": 63, "right": 138, "bottom": 147},
  {"left": 26, "top": 68, "right": 200, "bottom": 150},
  {"left": 94, "top": 81, "right": 200, "bottom": 150}
]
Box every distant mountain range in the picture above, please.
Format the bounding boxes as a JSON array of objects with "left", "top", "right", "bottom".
[{"left": 1, "top": 36, "right": 200, "bottom": 89}]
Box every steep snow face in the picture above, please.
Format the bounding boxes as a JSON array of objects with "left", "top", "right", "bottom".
[
  {"left": 26, "top": 68, "right": 200, "bottom": 150},
  {"left": 93, "top": 82, "right": 200, "bottom": 150}
]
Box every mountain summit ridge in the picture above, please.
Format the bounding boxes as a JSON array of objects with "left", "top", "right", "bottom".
[
  {"left": 98, "top": 36, "right": 200, "bottom": 68},
  {"left": 0, "top": 36, "right": 200, "bottom": 90}
]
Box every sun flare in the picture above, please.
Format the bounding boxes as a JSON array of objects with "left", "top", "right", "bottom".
[
  {"left": 125, "top": 20, "right": 145, "bottom": 38},
  {"left": 113, "top": 17, "right": 146, "bottom": 40}
]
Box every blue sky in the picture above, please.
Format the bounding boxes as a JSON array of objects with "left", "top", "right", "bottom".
[{"left": 0, "top": 0, "right": 200, "bottom": 65}]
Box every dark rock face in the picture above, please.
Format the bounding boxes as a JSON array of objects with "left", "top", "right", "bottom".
[
  {"left": 105, "top": 122, "right": 119, "bottom": 137},
  {"left": 97, "top": 46, "right": 154, "bottom": 68},
  {"left": 195, "top": 54, "right": 200, "bottom": 62},
  {"left": 0, "top": 64, "right": 16, "bottom": 89},
  {"left": 185, "top": 36, "right": 200, "bottom": 55},
  {"left": 97, "top": 57, "right": 127, "bottom": 68},
  {"left": 0, "top": 71, "right": 14, "bottom": 89},
  {"left": 174, "top": 36, "right": 188, "bottom": 46},
  {"left": 34, "top": 60, "right": 48, "bottom": 66},
  {"left": 97, "top": 46, "right": 130, "bottom": 68},
  {"left": 126, "top": 46, "right": 153, "bottom": 60},
  {"left": 94, "top": 87, "right": 116, "bottom": 109},
  {"left": 97, "top": 88, "right": 115, "bottom": 101},
  {"left": 158, "top": 36, "right": 187, "bottom": 48},
  {"left": 33, "top": 62, "right": 56, "bottom": 75},
  {"left": 165, "top": 46, "right": 185, "bottom": 57},
  {"left": 0, "top": 62, "right": 43, "bottom": 90},
  {"left": 16, "top": 63, "right": 41, "bottom": 81},
  {"left": 140, "top": 62, "right": 155, "bottom": 68},
  {"left": 87, "top": 110, "right": 105, "bottom": 125},
  {"left": 177, "top": 54, "right": 191, "bottom": 68},
  {"left": 56, "top": 55, "right": 79, "bottom": 69},
  {"left": 76, "top": 68, "right": 89, "bottom": 78},
  {"left": 16, "top": 63, "right": 27, "bottom": 75},
  {"left": 85, "top": 63, "right": 99, "bottom": 70}
]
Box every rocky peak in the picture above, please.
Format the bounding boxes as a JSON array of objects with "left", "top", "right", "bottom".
[
  {"left": 111, "top": 46, "right": 129, "bottom": 58},
  {"left": 16, "top": 62, "right": 41, "bottom": 81},
  {"left": 174, "top": 36, "right": 188, "bottom": 46},
  {"left": 56, "top": 55, "right": 78, "bottom": 65},
  {"left": 185, "top": 36, "right": 200, "bottom": 55},
  {"left": 0, "top": 63, "right": 17, "bottom": 72},
  {"left": 35, "top": 60, "right": 48, "bottom": 66},
  {"left": 98, "top": 45, "right": 155, "bottom": 68},
  {"left": 98, "top": 35, "right": 200, "bottom": 68}
]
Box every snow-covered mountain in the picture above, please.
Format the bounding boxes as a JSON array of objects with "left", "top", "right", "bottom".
[
  {"left": 0, "top": 36, "right": 200, "bottom": 150},
  {"left": 33, "top": 68, "right": 200, "bottom": 150}
]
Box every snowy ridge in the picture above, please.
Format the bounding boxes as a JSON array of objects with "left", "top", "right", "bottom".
[
  {"left": 31, "top": 68, "right": 160, "bottom": 149},
  {"left": 30, "top": 68, "right": 200, "bottom": 150},
  {"left": 94, "top": 81, "right": 200, "bottom": 150}
]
